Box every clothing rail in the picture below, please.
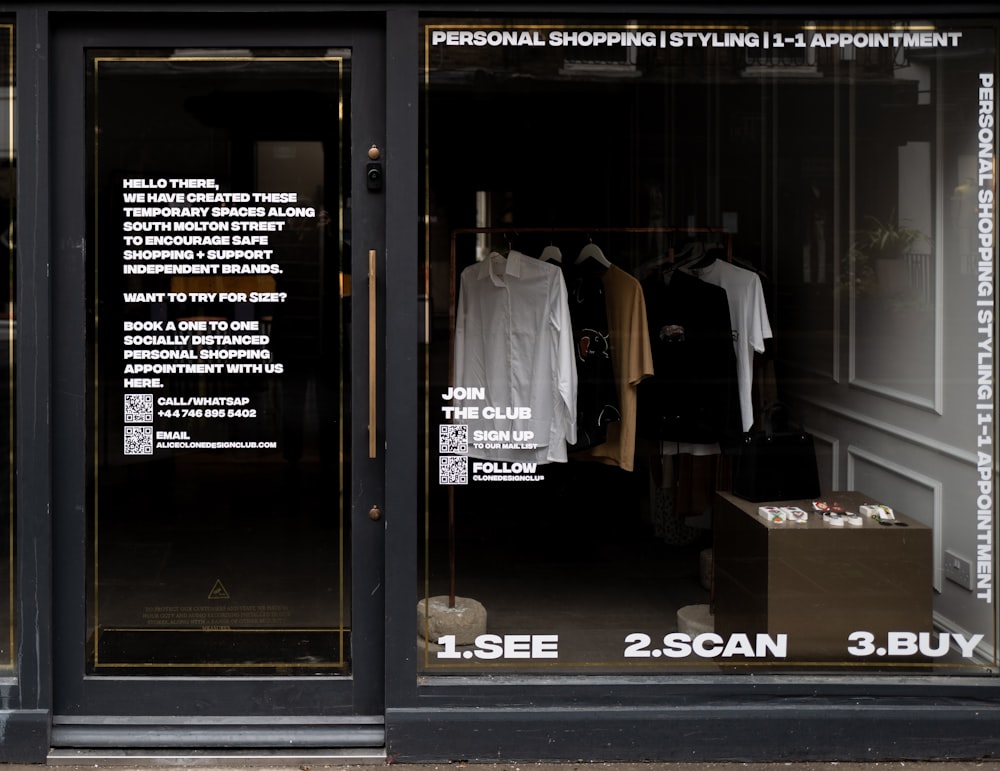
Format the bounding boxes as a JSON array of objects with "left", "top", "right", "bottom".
[
  {"left": 447, "top": 225, "right": 734, "bottom": 372},
  {"left": 439, "top": 225, "right": 732, "bottom": 607}
]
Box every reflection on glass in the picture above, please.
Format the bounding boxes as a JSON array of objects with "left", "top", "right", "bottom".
[
  {"left": 419, "top": 18, "right": 998, "bottom": 675},
  {"left": 0, "top": 22, "right": 13, "bottom": 672},
  {"left": 88, "top": 51, "right": 350, "bottom": 674}
]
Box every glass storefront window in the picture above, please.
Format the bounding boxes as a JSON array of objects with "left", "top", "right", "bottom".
[
  {"left": 419, "top": 17, "right": 998, "bottom": 674},
  {"left": 87, "top": 50, "right": 350, "bottom": 674},
  {"left": 0, "top": 20, "right": 12, "bottom": 674}
]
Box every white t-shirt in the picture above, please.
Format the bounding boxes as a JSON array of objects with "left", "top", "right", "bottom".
[
  {"left": 454, "top": 250, "right": 578, "bottom": 463},
  {"left": 690, "top": 260, "right": 772, "bottom": 431}
]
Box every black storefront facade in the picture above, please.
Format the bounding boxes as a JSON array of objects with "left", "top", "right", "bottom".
[{"left": 0, "top": 1, "right": 999, "bottom": 764}]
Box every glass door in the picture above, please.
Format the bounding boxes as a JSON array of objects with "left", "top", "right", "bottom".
[{"left": 51, "top": 19, "right": 385, "bottom": 736}]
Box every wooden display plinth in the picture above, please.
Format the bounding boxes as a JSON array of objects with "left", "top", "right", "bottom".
[{"left": 713, "top": 490, "right": 933, "bottom": 661}]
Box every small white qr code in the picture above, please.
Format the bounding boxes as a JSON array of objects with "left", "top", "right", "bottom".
[
  {"left": 438, "top": 424, "right": 468, "bottom": 454},
  {"left": 124, "top": 393, "right": 154, "bottom": 423},
  {"left": 439, "top": 455, "right": 468, "bottom": 485},
  {"left": 124, "top": 425, "right": 154, "bottom": 456}
]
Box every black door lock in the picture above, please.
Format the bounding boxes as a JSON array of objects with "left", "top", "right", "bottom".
[{"left": 366, "top": 162, "right": 383, "bottom": 192}]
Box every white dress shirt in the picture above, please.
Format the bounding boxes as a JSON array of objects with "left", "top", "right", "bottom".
[
  {"left": 690, "top": 259, "right": 772, "bottom": 431},
  {"left": 454, "top": 250, "right": 578, "bottom": 463}
]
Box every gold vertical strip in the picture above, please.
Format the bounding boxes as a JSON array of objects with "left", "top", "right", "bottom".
[
  {"left": 422, "top": 27, "right": 433, "bottom": 668},
  {"left": 92, "top": 56, "right": 102, "bottom": 670},
  {"left": 4, "top": 23, "right": 14, "bottom": 670},
  {"left": 368, "top": 249, "right": 377, "bottom": 459},
  {"left": 335, "top": 55, "right": 346, "bottom": 667}
]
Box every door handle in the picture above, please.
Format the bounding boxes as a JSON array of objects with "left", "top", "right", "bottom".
[{"left": 368, "top": 249, "right": 377, "bottom": 459}]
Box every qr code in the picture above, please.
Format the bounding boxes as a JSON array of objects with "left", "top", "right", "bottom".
[
  {"left": 124, "top": 425, "right": 154, "bottom": 456},
  {"left": 439, "top": 455, "right": 468, "bottom": 485},
  {"left": 439, "top": 424, "right": 468, "bottom": 455},
  {"left": 124, "top": 393, "right": 154, "bottom": 423}
]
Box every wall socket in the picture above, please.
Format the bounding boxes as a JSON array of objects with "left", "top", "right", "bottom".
[{"left": 944, "top": 549, "right": 974, "bottom": 591}]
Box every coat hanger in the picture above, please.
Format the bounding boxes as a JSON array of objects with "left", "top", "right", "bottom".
[
  {"left": 668, "top": 241, "right": 705, "bottom": 272},
  {"left": 576, "top": 238, "right": 611, "bottom": 268},
  {"left": 689, "top": 245, "right": 726, "bottom": 270},
  {"left": 675, "top": 240, "right": 699, "bottom": 261},
  {"left": 490, "top": 232, "right": 514, "bottom": 257},
  {"left": 635, "top": 229, "right": 708, "bottom": 279},
  {"left": 539, "top": 243, "right": 562, "bottom": 263}
]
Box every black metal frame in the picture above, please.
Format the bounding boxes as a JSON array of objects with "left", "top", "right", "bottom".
[
  {"left": 5, "top": 5, "right": 389, "bottom": 762},
  {"left": 0, "top": 0, "right": 997, "bottom": 764},
  {"left": 383, "top": 2, "right": 1000, "bottom": 762}
]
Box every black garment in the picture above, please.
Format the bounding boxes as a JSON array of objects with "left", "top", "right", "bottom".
[
  {"left": 565, "top": 263, "right": 621, "bottom": 452},
  {"left": 637, "top": 268, "right": 741, "bottom": 444}
]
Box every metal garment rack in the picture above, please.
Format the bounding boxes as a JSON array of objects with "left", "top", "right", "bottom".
[{"left": 441, "top": 225, "right": 733, "bottom": 606}]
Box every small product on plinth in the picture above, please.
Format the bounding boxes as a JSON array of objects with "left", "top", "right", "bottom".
[
  {"left": 860, "top": 503, "right": 895, "bottom": 521},
  {"left": 780, "top": 506, "right": 808, "bottom": 523},
  {"left": 811, "top": 499, "right": 867, "bottom": 527},
  {"left": 758, "top": 505, "right": 784, "bottom": 523}
]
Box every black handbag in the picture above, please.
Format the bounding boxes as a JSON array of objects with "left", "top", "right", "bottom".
[{"left": 731, "top": 403, "right": 821, "bottom": 502}]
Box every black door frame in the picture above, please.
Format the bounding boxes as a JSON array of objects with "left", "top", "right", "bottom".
[
  {"left": 3, "top": 1, "right": 1000, "bottom": 765},
  {"left": 48, "top": 9, "right": 386, "bottom": 744}
]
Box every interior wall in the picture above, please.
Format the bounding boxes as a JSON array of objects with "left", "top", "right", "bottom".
[{"left": 780, "top": 52, "right": 992, "bottom": 653}]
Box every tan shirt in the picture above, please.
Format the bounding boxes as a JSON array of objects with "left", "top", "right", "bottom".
[{"left": 577, "top": 264, "right": 654, "bottom": 471}]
